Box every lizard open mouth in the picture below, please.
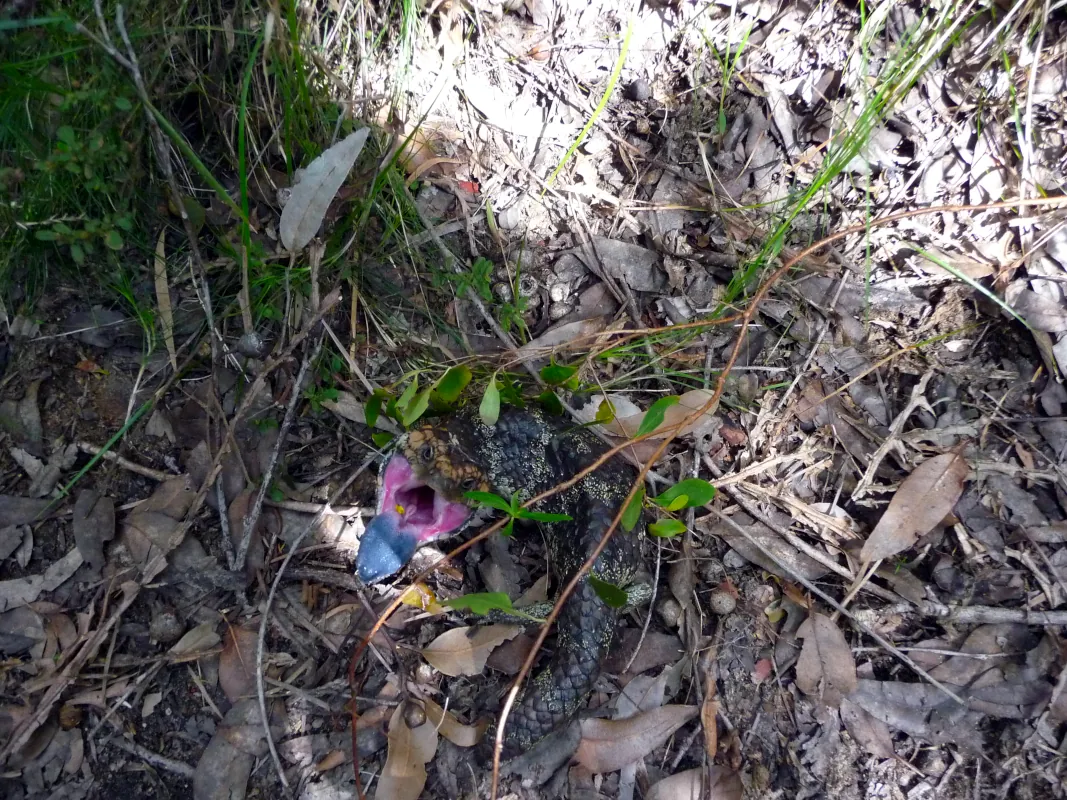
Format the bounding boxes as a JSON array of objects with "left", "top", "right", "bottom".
[{"left": 356, "top": 454, "right": 471, "bottom": 584}]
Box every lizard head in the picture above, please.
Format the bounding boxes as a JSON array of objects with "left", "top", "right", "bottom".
[{"left": 356, "top": 421, "right": 492, "bottom": 584}]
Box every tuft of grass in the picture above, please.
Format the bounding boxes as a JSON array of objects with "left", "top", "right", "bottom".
[{"left": 1, "top": 10, "right": 150, "bottom": 303}]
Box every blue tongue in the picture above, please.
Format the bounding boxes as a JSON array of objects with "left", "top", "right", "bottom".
[{"left": 356, "top": 510, "right": 418, "bottom": 583}]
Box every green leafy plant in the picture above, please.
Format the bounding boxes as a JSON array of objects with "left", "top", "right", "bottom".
[
  {"left": 305, "top": 384, "right": 340, "bottom": 413},
  {"left": 480, "top": 371, "right": 501, "bottom": 425},
  {"left": 648, "top": 519, "right": 687, "bottom": 538},
  {"left": 540, "top": 362, "right": 579, "bottom": 389},
  {"left": 588, "top": 575, "right": 628, "bottom": 608},
  {"left": 463, "top": 489, "right": 572, "bottom": 538},
  {"left": 443, "top": 591, "right": 542, "bottom": 622},
  {"left": 653, "top": 478, "right": 717, "bottom": 512},
  {"left": 636, "top": 395, "right": 680, "bottom": 437}
]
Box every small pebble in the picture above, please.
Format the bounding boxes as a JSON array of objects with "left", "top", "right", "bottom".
[
  {"left": 709, "top": 589, "right": 737, "bottom": 616},
  {"left": 403, "top": 700, "right": 427, "bottom": 729},
  {"left": 236, "top": 331, "right": 270, "bottom": 359},
  {"left": 548, "top": 302, "right": 573, "bottom": 321},
  {"left": 517, "top": 274, "right": 539, "bottom": 298},
  {"left": 493, "top": 282, "right": 514, "bottom": 302},
  {"left": 657, "top": 597, "right": 683, "bottom": 628},
  {"left": 149, "top": 607, "right": 183, "bottom": 644},
  {"left": 626, "top": 79, "right": 651, "bottom": 101},
  {"left": 723, "top": 549, "right": 748, "bottom": 571}
]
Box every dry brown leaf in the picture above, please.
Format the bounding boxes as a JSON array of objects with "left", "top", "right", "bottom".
[
  {"left": 0, "top": 495, "right": 53, "bottom": 527},
  {"left": 153, "top": 229, "right": 177, "bottom": 371},
  {"left": 859, "top": 451, "right": 969, "bottom": 563},
  {"left": 701, "top": 671, "right": 718, "bottom": 762},
  {"left": 168, "top": 622, "right": 220, "bottom": 659},
  {"left": 219, "top": 624, "right": 258, "bottom": 703},
  {"left": 0, "top": 549, "right": 83, "bottom": 613},
  {"left": 72, "top": 490, "right": 114, "bottom": 577},
  {"left": 840, "top": 697, "right": 895, "bottom": 758},
  {"left": 515, "top": 316, "right": 612, "bottom": 361},
  {"left": 423, "top": 698, "right": 485, "bottom": 747},
  {"left": 322, "top": 391, "right": 400, "bottom": 433},
  {"left": 374, "top": 703, "right": 439, "bottom": 800},
  {"left": 280, "top": 128, "right": 370, "bottom": 252},
  {"left": 575, "top": 705, "right": 698, "bottom": 774},
  {"left": 795, "top": 612, "right": 857, "bottom": 708},
  {"left": 607, "top": 389, "right": 719, "bottom": 440},
  {"left": 646, "top": 766, "right": 743, "bottom": 800},
  {"left": 136, "top": 474, "right": 197, "bottom": 518},
  {"left": 421, "top": 624, "right": 522, "bottom": 677},
  {"left": 603, "top": 631, "right": 684, "bottom": 676},
  {"left": 485, "top": 632, "right": 537, "bottom": 675}
]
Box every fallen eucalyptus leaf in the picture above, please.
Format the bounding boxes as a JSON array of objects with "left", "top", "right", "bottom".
[
  {"left": 860, "top": 451, "right": 968, "bottom": 563},
  {"left": 421, "top": 624, "right": 521, "bottom": 677},
  {"left": 280, "top": 128, "right": 370, "bottom": 251}
]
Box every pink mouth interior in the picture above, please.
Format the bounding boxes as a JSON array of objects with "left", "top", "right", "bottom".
[{"left": 381, "top": 455, "right": 471, "bottom": 542}]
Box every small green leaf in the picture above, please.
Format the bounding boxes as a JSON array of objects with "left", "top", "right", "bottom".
[
  {"left": 69, "top": 242, "right": 85, "bottom": 264},
  {"left": 104, "top": 229, "right": 124, "bottom": 250},
  {"left": 499, "top": 374, "right": 523, "bottom": 407},
  {"left": 34, "top": 229, "right": 58, "bottom": 241},
  {"left": 595, "top": 400, "right": 616, "bottom": 424},
  {"left": 464, "top": 491, "right": 513, "bottom": 514},
  {"left": 517, "top": 510, "right": 573, "bottom": 523},
  {"left": 444, "top": 592, "right": 514, "bottom": 616},
  {"left": 536, "top": 390, "right": 564, "bottom": 416},
  {"left": 114, "top": 97, "right": 133, "bottom": 111},
  {"left": 649, "top": 519, "right": 686, "bottom": 538},
  {"left": 501, "top": 518, "right": 515, "bottom": 537},
  {"left": 636, "top": 396, "right": 680, "bottom": 438},
  {"left": 621, "top": 485, "right": 645, "bottom": 532},
  {"left": 371, "top": 432, "right": 394, "bottom": 448},
  {"left": 365, "top": 392, "right": 386, "bottom": 428},
  {"left": 402, "top": 387, "right": 431, "bottom": 427},
  {"left": 589, "top": 576, "right": 628, "bottom": 609},
  {"left": 385, "top": 396, "right": 401, "bottom": 423},
  {"left": 56, "top": 125, "right": 75, "bottom": 145},
  {"left": 397, "top": 375, "right": 419, "bottom": 412},
  {"left": 53, "top": 221, "right": 73, "bottom": 235},
  {"left": 435, "top": 365, "right": 471, "bottom": 404},
  {"left": 480, "top": 372, "right": 500, "bottom": 426},
  {"left": 717, "top": 108, "right": 727, "bottom": 136},
  {"left": 666, "top": 495, "right": 688, "bottom": 512},
  {"left": 654, "top": 478, "right": 716, "bottom": 509},
  {"left": 540, "top": 363, "right": 577, "bottom": 386}
]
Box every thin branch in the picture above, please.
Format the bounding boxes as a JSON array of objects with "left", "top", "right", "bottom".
[{"left": 234, "top": 332, "right": 325, "bottom": 571}]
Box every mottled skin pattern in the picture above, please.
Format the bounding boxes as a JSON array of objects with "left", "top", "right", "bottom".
[{"left": 395, "top": 406, "right": 641, "bottom": 753}]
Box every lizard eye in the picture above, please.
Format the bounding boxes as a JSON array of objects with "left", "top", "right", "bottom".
[
  {"left": 418, "top": 444, "right": 434, "bottom": 463},
  {"left": 461, "top": 477, "right": 478, "bottom": 492}
]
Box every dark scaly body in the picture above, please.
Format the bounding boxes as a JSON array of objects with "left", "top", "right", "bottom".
[{"left": 400, "top": 406, "right": 641, "bottom": 752}]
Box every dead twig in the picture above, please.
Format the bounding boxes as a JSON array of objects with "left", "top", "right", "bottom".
[
  {"left": 851, "top": 371, "right": 935, "bottom": 501},
  {"left": 103, "top": 735, "right": 197, "bottom": 778},
  {"left": 76, "top": 442, "right": 177, "bottom": 482},
  {"left": 234, "top": 332, "right": 325, "bottom": 572}
]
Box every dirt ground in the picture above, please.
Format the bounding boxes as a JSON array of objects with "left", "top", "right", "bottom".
[{"left": 2, "top": 1, "right": 1067, "bottom": 799}]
